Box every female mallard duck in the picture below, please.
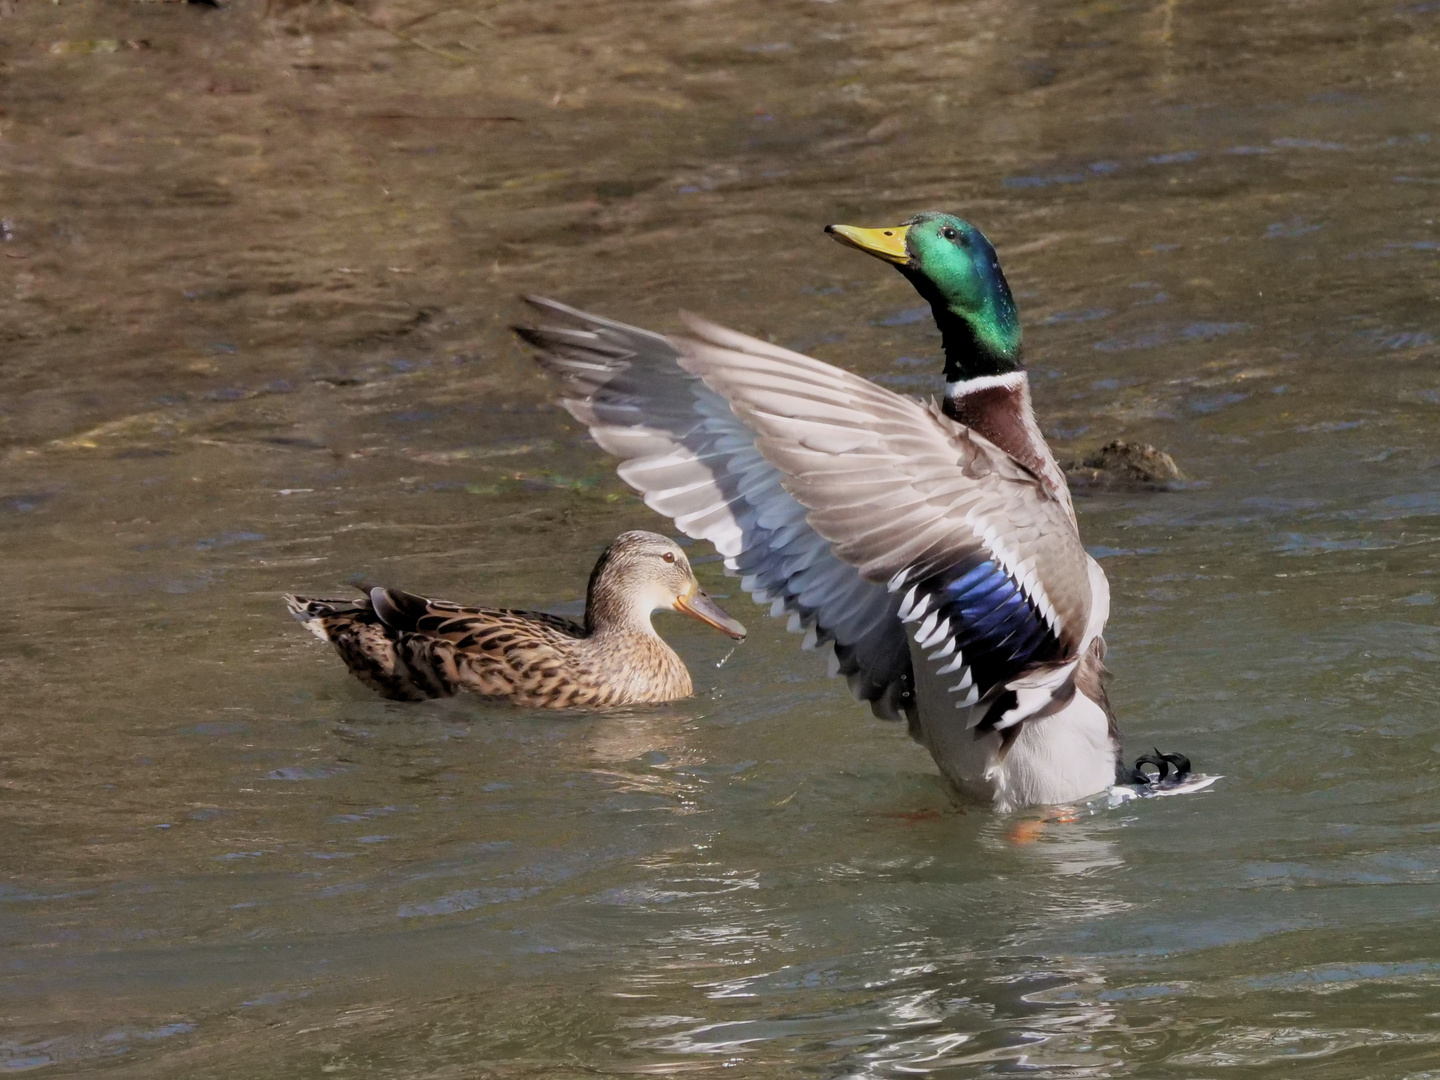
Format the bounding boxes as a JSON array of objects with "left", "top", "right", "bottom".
[
  {"left": 285, "top": 530, "right": 746, "bottom": 707},
  {"left": 516, "top": 213, "right": 1187, "bottom": 811}
]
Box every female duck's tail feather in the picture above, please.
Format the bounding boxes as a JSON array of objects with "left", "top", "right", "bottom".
[{"left": 283, "top": 592, "right": 460, "bottom": 701}]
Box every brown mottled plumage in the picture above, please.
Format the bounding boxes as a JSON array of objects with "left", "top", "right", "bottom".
[{"left": 285, "top": 531, "right": 745, "bottom": 708}]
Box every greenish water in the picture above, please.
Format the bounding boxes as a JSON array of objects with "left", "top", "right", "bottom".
[{"left": 3, "top": 0, "right": 1440, "bottom": 1075}]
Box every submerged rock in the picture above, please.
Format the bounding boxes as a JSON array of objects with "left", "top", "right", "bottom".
[{"left": 1063, "top": 440, "right": 1183, "bottom": 490}]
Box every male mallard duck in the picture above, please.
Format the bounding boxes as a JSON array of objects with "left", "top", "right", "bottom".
[
  {"left": 285, "top": 530, "right": 746, "bottom": 707},
  {"left": 516, "top": 213, "right": 1188, "bottom": 811}
]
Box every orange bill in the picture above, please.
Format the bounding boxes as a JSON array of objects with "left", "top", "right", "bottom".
[{"left": 675, "top": 588, "right": 747, "bottom": 640}]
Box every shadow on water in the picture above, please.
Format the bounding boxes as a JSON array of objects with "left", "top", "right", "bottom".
[{"left": 4, "top": 0, "right": 1440, "bottom": 1075}]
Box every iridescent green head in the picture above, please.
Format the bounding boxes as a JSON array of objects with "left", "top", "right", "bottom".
[{"left": 826, "top": 212, "right": 1023, "bottom": 381}]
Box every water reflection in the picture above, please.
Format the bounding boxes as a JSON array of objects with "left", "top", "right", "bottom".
[{"left": 613, "top": 815, "right": 1137, "bottom": 1075}]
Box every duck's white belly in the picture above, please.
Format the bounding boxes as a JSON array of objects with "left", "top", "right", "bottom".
[{"left": 908, "top": 636, "right": 1118, "bottom": 813}]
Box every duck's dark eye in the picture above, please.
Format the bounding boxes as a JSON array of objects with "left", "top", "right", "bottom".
[
  {"left": 662, "top": 551, "right": 676, "bottom": 563},
  {"left": 941, "top": 227, "right": 958, "bottom": 241}
]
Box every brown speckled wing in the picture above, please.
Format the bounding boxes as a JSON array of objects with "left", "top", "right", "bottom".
[{"left": 367, "top": 589, "right": 609, "bottom": 706}]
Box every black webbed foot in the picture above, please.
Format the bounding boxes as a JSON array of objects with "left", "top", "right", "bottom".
[
  {"left": 1124, "top": 748, "right": 1193, "bottom": 787},
  {"left": 1159, "top": 751, "right": 1190, "bottom": 779}
]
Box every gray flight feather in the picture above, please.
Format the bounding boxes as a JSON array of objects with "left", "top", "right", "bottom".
[{"left": 517, "top": 297, "right": 913, "bottom": 721}]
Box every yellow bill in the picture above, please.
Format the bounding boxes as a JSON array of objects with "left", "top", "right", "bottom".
[{"left": 825, "top": 223, "right": 911, "bottom": 265}]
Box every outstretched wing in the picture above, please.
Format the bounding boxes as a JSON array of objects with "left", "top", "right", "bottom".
[
  {"left": 516, "top": 297, "right": 914, "bottom": 721},
  {"left": 673, "top": 316, "right": 1098, "bottom": 724}
]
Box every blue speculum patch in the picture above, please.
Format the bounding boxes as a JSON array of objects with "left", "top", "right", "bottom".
[{"left": 928, "top": 558, "right": 1059, "bottom": 693}]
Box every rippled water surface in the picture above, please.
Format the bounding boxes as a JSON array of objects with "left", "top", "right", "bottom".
[{"left": 4, "top": 0, "right": 1440, "bottom": 1075}]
